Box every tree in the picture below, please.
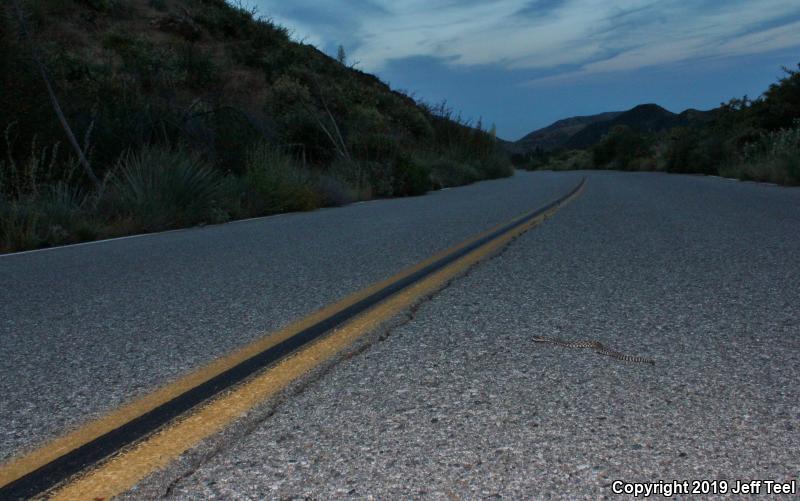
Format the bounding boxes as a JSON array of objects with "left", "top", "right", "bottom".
[
  {"left": 336, "top": 45, "right": 346, "bottom": 65},
  {"left": 754, "top": 64, "right": 800, "bottom": 130}
]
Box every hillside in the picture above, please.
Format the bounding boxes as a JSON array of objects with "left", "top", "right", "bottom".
[
  {"left": 513, "top": 111, "right": 621, "bottom": 152},
  {"left": 516, "top": 63, "right": 800, "bottom": 185},
  {"left": 0, "top": 0, "right": 511, "bottom": 252},
  {"left": 563, "top": 104, "right": 714, "bottom": 149},
  {"left": 510, "top": 105, "right": 714, "bottom": 154}
]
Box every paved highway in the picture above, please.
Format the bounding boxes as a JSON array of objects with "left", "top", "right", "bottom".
[
  {"left": 2, "top": 171, "right": 799, "bottom": 499},
  {"left": 0, "top": 171, "right": 575, "bottom": 465}
]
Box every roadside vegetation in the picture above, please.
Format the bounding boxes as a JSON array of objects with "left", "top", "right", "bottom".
[
  {"left": 0, "top": 0, "right": 511, "bottom": 252},
  {"left": 515, "top": 64, "right": 800, "bottom": 185}
]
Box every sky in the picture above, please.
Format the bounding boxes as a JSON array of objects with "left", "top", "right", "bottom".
[{"left": 244, "top": 1, "right": 800, "bottom": 140}]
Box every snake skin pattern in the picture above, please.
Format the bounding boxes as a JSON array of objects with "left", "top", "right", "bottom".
[{"left": 533, "top": 336, "right": 655, "bottom": 365}]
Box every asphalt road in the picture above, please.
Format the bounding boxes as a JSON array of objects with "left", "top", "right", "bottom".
[
  {"left": 0, "top": 171, "right": 575, "bottom": 465},
  {"left": 3, "top": 171, "right": 800, "bottom": 499}
]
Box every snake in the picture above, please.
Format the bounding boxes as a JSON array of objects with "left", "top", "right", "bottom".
[{"left": 533, "top": 336, "right": 655, "bottom": 365}]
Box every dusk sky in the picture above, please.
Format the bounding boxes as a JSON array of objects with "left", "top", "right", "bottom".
[{"left": 246, "top": 1, "right": 800, "bottom": 140}]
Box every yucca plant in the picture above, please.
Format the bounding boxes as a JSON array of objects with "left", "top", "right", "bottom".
[{"left": 105, "top": 144, "right": 225, "bottom": 231}]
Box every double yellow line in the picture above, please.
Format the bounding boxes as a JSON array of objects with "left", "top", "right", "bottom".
[{"left": 0, "top": 178, "right": 585, "bottom": 500}]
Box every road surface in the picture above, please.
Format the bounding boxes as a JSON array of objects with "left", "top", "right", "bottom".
[{"left": 2, "top": 171, "right": 799, "bottom": 499}]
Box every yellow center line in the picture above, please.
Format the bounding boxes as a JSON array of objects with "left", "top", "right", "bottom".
[
  {"left": 1, "top": 180, "right": 585, "bottom": 500},
  {"left": 0, "top": 205, "right": 516, "bottom": 490}
]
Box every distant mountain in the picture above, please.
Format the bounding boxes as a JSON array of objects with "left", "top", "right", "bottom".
[
  {"left": 510, "top": 104, "right": 715, "bottom": 153},
  {"left": 563, "top": 104, "right": 714, "bottom": 149},
  {"left": 512, "top": 112, "right": 622, "bottom": 152}
]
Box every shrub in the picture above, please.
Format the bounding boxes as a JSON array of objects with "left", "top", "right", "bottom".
[
  {"left": 0, "top": 125, "right": 89, "bottom": 199},
  {"left": 102, "top": 32, "right": 182, "bottom": 91},
  {"left": 392, "top": 156, "right": 431, "bottom": 197},
  {"left": 0, "top": 126, "right": 98, "bottom": 249},
  {"left": 0, "top": 199, "right": 40, "bottom": 251},
  {"left": 728, "top": 120, "right": 800, "bottom": 184},
  {"left": 426, "top": 157, "right": 479, "bottom": 189},
  {"left": 175, "top": 43, "right": 220, "bottom": 88},
  {"left": 474, "top": 151, "right": 515, "bottom": 179},
  {"left": 658, "top": 127, "right": 722, "bottom": 175},
  {"left": 328, "top": 158, "right": 373, "bottom": 198},
  {"left": 394, "top": 104, "right": 434, "bottom": 140},
  {"left": 242, "top": 143, "right": 320, "bottom": 214},
  {"left": 364, "top": 161, "right": 393, "bottom": 198},
  {"left": 315, "top": 174, "right": 357, "bottom": 207},
  {"left": 276, "top": 108, "right": 337, "bottom": 166},
  {"left": 660, "top": 128, "right": 699, "bottom": 173},
  {"left": 192, "top": 1, "right": 252, "bottom": 38},
  {"left": 77, "top": 0, "right": 129, "bottom": 15},
  {"left": 0, "top": 181, "right": 96, "bottom": 251},
  {"left": 104, "top": 144, "right": 225, "bottom": 230},
  {"left": 149, "top": 0, "right": 167, "bottom": 12},
  {"left": 593, "top": 125, "right": 651, "bottom": 170},
  {"left": 209, "top": 107, "right": 262, "bottom": 174},
  {"left": 751, "top": 65, "right": 800, "bottom": 130},
  {"left": 38, "top": 181, "right": 89, "bottom": 231},
  {"left": 546, "top": 149, "right": 593, "bottom": 171}
]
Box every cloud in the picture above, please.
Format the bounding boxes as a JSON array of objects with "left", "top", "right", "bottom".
[
  {"left": 513, "top": 0, "right": 569, "bottom": 18},
  {"left": 248, "top": 0, "right": 800, "bottom": 79}
]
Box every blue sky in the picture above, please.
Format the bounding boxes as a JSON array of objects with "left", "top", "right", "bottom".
[{"left": 244, "top": 1, "right": 800, "bottom": 140}]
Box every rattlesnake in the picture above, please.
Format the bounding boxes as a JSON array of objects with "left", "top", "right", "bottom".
[{"left": 533, "top": 336, "right": 655, "bottom": 365}]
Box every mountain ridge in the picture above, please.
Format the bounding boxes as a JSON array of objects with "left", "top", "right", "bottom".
[
  {"left": 510, "top": 111, "right": 622, "bottom": 152},
  {"left": 511, "top": 104, "right": 715, "bottom": 152}
]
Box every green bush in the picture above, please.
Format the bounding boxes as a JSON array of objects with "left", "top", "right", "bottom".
[
  {"left": 660, "top": 128, "right": 699, "bottom": 173},
  {"left": 0, "top": 127, "right": 84, "bottom": 199},
  {"left": 328, "top": 158, "right": 374, "bottom": 199},
  {"left": 149, "top": 0, "right": 167, "bottom": 12},
  {"left": 0, "top": 182, "right": 95, "bottom": 251},
  {"left": 242, "top": 143, "right": 320, "bottom": 214},
  {"left": 426, "top": 157, "right": 479, "bottom": 188},
  {"left": 545, "top": 149, "right": 593, "bottom": 171},
  {"left": 102, "top": 32, "right": 182, "bottom": 90},
  {"left": 104, "top": 144, "right": 225, "bottom": 230},
  {"left": 209, "top": 107, "right": 262, "bottom": 174},
  {"left": 234, "top": 20, "right": 290, "bottom": 68},
  {"left": 0, "top": 199, "right": 40, "bottom": 251},
  {"left": 276, "top": 108, "right": 338, "bottom": 166},
  {"left": 474, "top": 152, "right": 515, "bottom": 179},
  {"left": 192, "top": 1, "right": 252, "bottom": 38},
  {"left": 750, "top": 65, "right": 800, "bottom": 130},
  {"left": 392, "top": 102, "right": 434, "bottom": 140},
  {"left": 593, "top": 125, "right": 651, "bottom": 170},
  {"left": 392, "top": 156, "right": 431, "bottom": 197},
  {"left": 659, "top": 128, "right": 721, "bottom": 174},
  {"left": 728, "top": 120, "right": 800, "bottom": 184},
  {"left": 315, "top": 174, "right": 357, "bottom": 207},
  {"left": 77, "top": 0, "right": 129, "bottom": 15},
  {"left": 0, "top": 127, "right": 97, "bottom": 250},
  {"left": 175, "top": 43, "right": 220, "bottom": 88},
  {"left": 38, "top": 181, "right": 89, "bottom": 230},
  {"left": 515, "top": 147, "right": 553, "bottom": 171}
]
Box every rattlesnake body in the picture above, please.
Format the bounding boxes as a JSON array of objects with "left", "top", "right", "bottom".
[{"left": 533, "top": 336, "right": 655, "bottom": 365}]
